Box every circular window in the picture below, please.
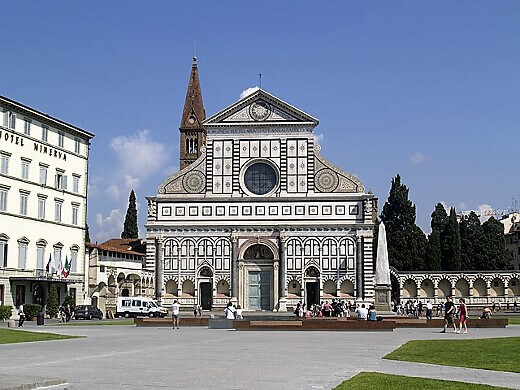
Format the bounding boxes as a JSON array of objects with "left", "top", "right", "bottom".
[{"left": 243, "top": 162, "right": 278, "bottom": 195}]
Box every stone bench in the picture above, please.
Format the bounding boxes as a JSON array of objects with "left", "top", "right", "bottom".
[{"left": 134, "top": 317, "right": 209, "bottom": 327}]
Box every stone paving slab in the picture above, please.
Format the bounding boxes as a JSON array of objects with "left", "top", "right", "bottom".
[{"left": 0, "top": 324, "right": 518, "bottom": 389}]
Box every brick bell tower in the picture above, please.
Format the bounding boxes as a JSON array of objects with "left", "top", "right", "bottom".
[{"left": 179, "top": 56, "right": 206, "bottom": 170}]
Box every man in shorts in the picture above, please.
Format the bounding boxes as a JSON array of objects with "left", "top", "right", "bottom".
[
  {"left": 442, "top": 296, "right": 457, "bottom": 333},
  {"left": 171, "top": 300, "right": 180, "bottom": 329}
]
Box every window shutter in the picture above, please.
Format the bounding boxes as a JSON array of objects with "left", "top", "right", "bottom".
[
  {"left": 2, "top": 111, "right": 7, "bottom": 127},
  {"left": 63, "top": 175, "right": 68, "bottom": 190}
]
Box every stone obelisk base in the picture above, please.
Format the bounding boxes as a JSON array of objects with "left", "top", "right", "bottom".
[{"left": 374, "top": 284, "right": 393, "bottom": 315}]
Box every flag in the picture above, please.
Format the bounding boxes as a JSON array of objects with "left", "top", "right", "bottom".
[
  {"left": 62, "top": 256, "right": 71, "bottom": 278},
  {"left": 46, "top": 254, "right": 51, "bottom": 273},
  {"left": 56, "top": 254, "right": 63, "bottom": 276}
]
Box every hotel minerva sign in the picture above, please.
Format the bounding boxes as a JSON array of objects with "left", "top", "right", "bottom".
[{"left": 0, "top": 129, "right": 67, "bottom": 160}]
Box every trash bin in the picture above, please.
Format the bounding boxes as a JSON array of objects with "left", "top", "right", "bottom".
[{"left": 37, "top": 313, "right": 45, "bottom": 326}]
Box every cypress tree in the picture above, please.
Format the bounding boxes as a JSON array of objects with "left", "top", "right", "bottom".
[
  {"left": 426, "top": 203, "right": 447, "bottom": 271},
  {"left": 477, "top": 217, "right": 512, "bottom": 270},
  {"left": 380, "top": 174, "right": 427, "bottom": 271},
  {"left": 85, "top": 224, "right": 91, "bottom": 244},
  {"left": 441, "top": 207, "right": 461, "bottom": 271},
  {"left": 121, "top": 190, "right": 139, "bottom": 239},
  {"left": 459, "top": 212, "right": 482, "bottom": 270}
]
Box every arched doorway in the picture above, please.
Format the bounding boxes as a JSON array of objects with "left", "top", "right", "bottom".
[
  {"left": 455, "top": 279, "right": 469, "bottom": 297},
  {"left": 198, "top": 266, "right": 213, "bottom": 310},
  {"left": 241, "top": 243, "right": 276, "bottom": 311},
  {"left": 305, "top": 266, "right": 320, "bottom": 307},
  {"left": 403, "top": 279, "right": 417, "bottom": 298}
]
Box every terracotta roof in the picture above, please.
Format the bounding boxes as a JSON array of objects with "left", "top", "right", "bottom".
[{"left": 87, "top": 238, "right": 145, "bottom": 256}]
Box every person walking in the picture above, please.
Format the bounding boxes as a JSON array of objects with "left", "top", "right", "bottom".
[
  {"left": 18, "top": 304, "right": 25, "bottom": 327},
  {"left": 458, "top": 298, "right": 468, "bottom": 334},
  {"left": 235, "top": 305, "right": 243, "bottom": 320},
  {"left": 171, "top": 300, "right": 180, "bottom": 329},
  {"left": 441, "top": 296, "right": 457, "bottom": 333}
]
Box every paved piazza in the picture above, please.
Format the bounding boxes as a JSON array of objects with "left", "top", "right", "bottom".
[{"left": 1, "top": 324, "right": 519, "bottom": 389}]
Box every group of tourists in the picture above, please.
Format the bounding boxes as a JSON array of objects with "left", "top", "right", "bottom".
[
  {"left": 394, "top": 299, "right": 435, "bottom": 318},
  {"left": 292, "top": 300, "right": 379, "bottom": 321}
]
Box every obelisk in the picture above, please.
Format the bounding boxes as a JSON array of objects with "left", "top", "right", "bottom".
[{"left": 374, "top": 222, "right": 392, "bottom": 313}]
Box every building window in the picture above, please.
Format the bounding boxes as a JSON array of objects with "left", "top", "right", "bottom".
[
  {"left": 36, "top": 242, "right": 46, "bottom": 270},
  {"left": 3, "top": 111, "right": 16, "bottom": 129},
  {"left": 42, "top": 125, "right": 49, "bottom": 142},
  {"left": 70, "top": 247, "right": 78, "bottom": 273},
  {"left": 0, "top": 187, "right": 7, "bottom": 211},
  {"left": 73, "top": 175, "right": 80, "bottom": 193},
  {"left": 18, "top": 239, "right": 28, "bottom": 269},
  {"left": 24, "top": 119, "right": 31, "bottom": 135},
  {"left": 100, "top": 265, "right": 105, "bottom": 272},
  {"left": 39, "top": 165, "right": 47, "bottom": 185},
  {"left": 54, "top": 200, "right": 62, "bottom": 222},
  {"left": 55, "top": 171, "right": 67, "bottom": 190},
  {"left": 74, "top": 138, "right": 81, "bottom": 154},
  {"left": 0, "top": 153, "right": 9, "bottom": 175},
  {"left": 21, "top": 159, "right": 30, "bottom": 180},
  {"left": 72, "top": 204, "right": 79, "bottom": 225},
  {"left": 19, "top": 192, "right": 28, "bottom": 216},
  {"left": 53, "top": 245, "right": 62, "bottom": 268},
  {"left": 0, "top": 236, "right": 8, "bottom": 268},
  {"left": 58, "top": 131, "right": 64, "bottom": 148},
  {"left": 38, "top": 196, "right": 46, "bottom": 219}
]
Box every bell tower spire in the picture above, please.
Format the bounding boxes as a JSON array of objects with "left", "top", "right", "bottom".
[{"left": 179, "top": 56, "right": 206, "bottom": 170}]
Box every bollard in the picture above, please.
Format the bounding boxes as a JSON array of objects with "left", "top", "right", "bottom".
[{"left": 7, "top": 319, "right": 16, "bottom": 328}]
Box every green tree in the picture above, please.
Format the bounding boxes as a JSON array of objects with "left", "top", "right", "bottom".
[
  {"left": 476, "top": 217, "right": 512, "bottom": 270},
  {"left": 46, "top": 284, "right": 59, "bottom": 318},
  {"left": 425, "top": 203, "right": 448, "bottom": 271},
  {"left": 121, "top": 190, "right": 139, "bottom": 239},
  {"left": 380, "top": 174, "right": 427, "bottom": 271},
  {"left": 441, "top": 208, "right": 461, "bottom": 271},
  {"left": 459, "top": 212, "right": 482, "bottom": 270},
  {"left": 85, "top": 223, "right": 90, "bottom": 243}
]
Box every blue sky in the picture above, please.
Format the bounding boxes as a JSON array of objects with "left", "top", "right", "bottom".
[{"left": 2, "top": 1, "right": 519, "bottom": 241}]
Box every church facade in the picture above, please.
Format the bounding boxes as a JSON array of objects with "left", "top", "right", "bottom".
[{"left": 146, "top": 59, "right": 377, "bottom": 311}]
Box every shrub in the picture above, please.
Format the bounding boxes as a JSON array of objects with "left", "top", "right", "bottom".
[
  {"left": 46, "top": 284, "right": 59, "bottom": 318},
  {"left": 24, "top": 303, "right": 42, "bottom": 318},
  {"left": 0, "top": 305, "right": 13, "bottom": 321}
]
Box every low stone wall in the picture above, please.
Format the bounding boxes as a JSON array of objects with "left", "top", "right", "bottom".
[
  {"left": 134, "top": 317, "right": 209, "bottom": 327},
  {"left": 233, "top": 319, "right": 396, "bottom": 331}
]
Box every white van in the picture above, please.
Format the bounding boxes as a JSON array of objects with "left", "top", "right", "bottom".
[{"left": 116, "top": 297, "right": 168, "bottom": 318}]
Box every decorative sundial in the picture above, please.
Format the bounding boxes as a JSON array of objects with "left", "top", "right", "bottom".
[{"left": 249, "top": 101, "right": 270, "bottom": 121}]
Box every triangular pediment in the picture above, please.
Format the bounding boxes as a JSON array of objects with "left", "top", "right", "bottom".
[{"left": 203, "top": 89, "right": 318, "bottom": 127}]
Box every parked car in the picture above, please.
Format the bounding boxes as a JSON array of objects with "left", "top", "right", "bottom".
[
  {"left": 75, "top": 305, "right": 103, "bottom": 320},
  {"left": 116, "top": 297, "right": 167, "bottom": 318}
]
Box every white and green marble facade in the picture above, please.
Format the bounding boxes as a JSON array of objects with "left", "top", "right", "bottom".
[{"left": 146, "top": 90, "right": 376, "bottom": 311}]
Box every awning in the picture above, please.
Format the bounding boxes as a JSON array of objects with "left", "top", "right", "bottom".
[{"left": 9, "top": 276, "right": 83, "bottom": 284}]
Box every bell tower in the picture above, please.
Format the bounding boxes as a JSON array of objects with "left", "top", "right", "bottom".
[{"left": 179, "top": 56, "right": 206, "bottom": 170}]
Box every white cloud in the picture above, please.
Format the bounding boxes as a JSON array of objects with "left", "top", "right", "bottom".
[
  {"left": 94, "top": 209, "right": 125, "bottom": 243},
  {"left": 110, "top": 130, "right": 170, "bottom": 178},
  {"left": 477, "top": 204, "right": 494, "bottom": 222},
  {"left": 239, "top": 86, "right": 260, "bottom": 100},
  {"left": 314, "top": 133, "right": 324, "bottom": 145},
  {"left": 105, "top": 184, "right": 120, "bottom": 201},
  {"left": 410, "top": 152, "right": 425, "bottom": 165},
  {"left": 458, "top": 202, "right": 468, "bottom": 211},
  {"left": 124, "top": 174, "right": 140, "bottom": 190}
]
